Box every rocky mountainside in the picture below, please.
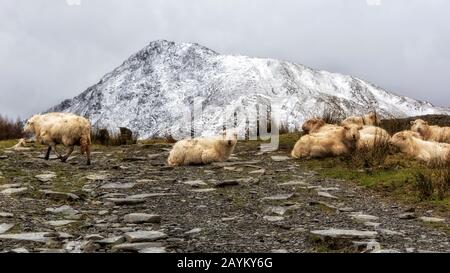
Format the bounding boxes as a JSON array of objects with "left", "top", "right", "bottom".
[{"left": 49, "top": 40, "right": 450, "bottom": 139}]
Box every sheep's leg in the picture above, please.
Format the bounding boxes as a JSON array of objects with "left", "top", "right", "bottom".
[
  {"left": 86, "top": 145, "right": 91, "bottom": 166},
  {"left": 44, "top": 146, "right": 52, "bottom": 160},
  {"left": 51, "top": 143, "right": 63, "bottom": 159},
  {"left": 61, "top": 146, "right": 74, "bottom": 163}
]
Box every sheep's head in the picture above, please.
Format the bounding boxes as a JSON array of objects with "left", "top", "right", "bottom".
[
  {"left": 302, "top": 118, "right": 325, "bottom": 134},
  {"left": 390, "top": 130, "right": 420, "bottom": 152},
  {"left": 23, "top": 115, "right": 41, "bottom": 135},
  {"left": 410, "top": 119, "right": 429, "bottom": 136},
  {"left": 343, "top": 124, "right": 361, "bottom": 142},
  {"left": 364, "top": 112, "right": 381, "bottom": 126},
  {"left": 220, "top": 130, "right": 238, "bottom": 147}
]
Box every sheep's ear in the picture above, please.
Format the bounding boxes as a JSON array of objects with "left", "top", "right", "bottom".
[
  {"left": 410, "top": 120, "right": 415, "bottom": 125},
  {"left": 423, "top": 121, "right": 428, "bottom": 125}
]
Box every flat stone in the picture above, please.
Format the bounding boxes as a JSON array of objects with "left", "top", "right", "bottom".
[
  {"left": 85, "top": 174, "right": 108, "bottom": 181},
  {"left": 0, "top": 212, "right": 14, "bottom": 218},
  {"left": 310, "top": 229, "right": 377, "bottom": 239},
  {"left": 39, "top": 190, "right": 79, "bottom": 201},
  {"left": 185, "top": 228, "right": 202, "bottom": 235},
  {"left": 249, "top": 169, "right": 266, "bottom": 175},
  {"left": 372, "top": 249, "right": 401, "bottom": 253},
  {"left": 112, "top": 242, "right": 163, "bottom": 252},
  {"left": 123, "top": 213, "right": 161, "bottom": 224},
  {"left": 38, "top": 249, "right": 67, "bottom": 253},
  {"left": 46, "top": 220, "right": 77, "bottom": 227},
  {"left": 261, "top": 193, "right": 294, "bottom": 201},
  {"left": 0, "top": 183, "right": 22, "bottom": 190},
  {"left": 127, "top": 193, "right": 178, "bottom": 199},
  {"left": 265, "top": 206, "right": 288, "bottom": 216},
  {"left": 318, "top": 191, "right": 338, "bottom": 199},
  {"left": 263, "top": 216, "right": 285, "bottom": 222},
  {"left": 419, "top": 216, "right": 445, "bottom": 223},
  {"left": 1, "top": 187, "right": 28, "bottom": 195},
  {"left": 84, "top": 234, "right": 104, "bottom": 241},
  {"left": 0, "top": 223, "right": 15, "bottom": 234},
  {"left": 338, "top": 207, "right": 355, "bottom": 212},
  {"left": 398, "top": 213, "right": 416, "bottom": 220},
  {"left": 10, "top": 247, "right": 29, "bottom": 253},
  {"left": 0, "top": 155, "right": 8, "bottom": 159},
  {"left": 183, "top": 180, "right": 207, "bottom": 187},
  {"left": 0, "top": 232, "right": 72, "bottom": 243},
  {"left": 35, "top": 172, "right": 57, "bottom": 182},
  {"left": 95, "top": 236, "right": 126, "bottom": 245},
  {"left": 350, "top": 213, "right": 379, "bottom": 222},
  {"left": 271, "top": 155, "right": 291, "bottom": 162},
  {"left": 139, "top": 247, "right": 167, "bottom": 253},
  {"left": 124, "top": 231, "right": 167, "bottom": 243},
  {"left": 45, "top": 205, "right": 79, "bottom": 216},
  {"left": 105, "top": 198, "right": 145, "bottom": 205},
  {"left": 379, "top": 229, "right": 404, "bottom": 236},
  {"left": 278, "top": 181, "right": 310, "bottom": 187},
  {"left": 213, "top": 180, "right": 240, "bottom": 188},
  {"left": 37, "top": 154, "right": 59, "bottom": 160},
  {"left": 100, "top": 182, "right": 136, "bottom": 189},
  {"left": 271, "top": 249, "right": 289, "bottom": 253},
  {"left": 189, "top": 188, "right": 216, "bottom": 193},
  {"left": 364, "top": 222, "right": 381, "bottom": 228}
]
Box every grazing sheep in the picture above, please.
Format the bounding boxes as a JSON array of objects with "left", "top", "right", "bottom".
[
  {"left": 390, "top": 130, "right": 450, "bottom": 163},
  {"left": 410, "top": 119, "right": 450, "bottom": 143},
  {"left": 167, "top": 131, "right": 238, "bottom": 166},
  {"left": 341, "top": 112, "right": 381, "bottom": 127},
  {"left": 291, "top": 124, "right": 361, "bottom": 159},
  {"left": 357, "top": 126, "right": 391, "bottom": 150},
  {"left": 24, "top": 112, "right": 92, "bottom": 165}
]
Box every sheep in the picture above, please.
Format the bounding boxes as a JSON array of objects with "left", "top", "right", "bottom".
[
  {"left": 301, "top": 118, "right": 342, "bottom": 134},
  {"left": 291, "top": 124, "right": 361, "bottom": 159},
  {"left": 301, "top": 118, "right": 326, "bottom": 134},
  {"left": 341, "top": 112, "right": 381, "bottom": 127},
  {"left": 167, "top": 131, "right": 238, "bottom": 166},
  {"left": 410, "top": 119, "right": 450, "bottom": 143},
  {"left": 390, "top": 130, "right": 450, "bottom": 163},
  {"left": 357, "top": 125, "right": 391, "bottom": 150},
  {"left": 23, "top": 112, "right": 92, "bottom": 165}
]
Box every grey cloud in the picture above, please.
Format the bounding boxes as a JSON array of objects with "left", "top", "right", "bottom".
[{"left": 1, "top": 0, "right": 449, "bottom": 118}]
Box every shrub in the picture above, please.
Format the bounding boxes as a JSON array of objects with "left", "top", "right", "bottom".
[
  {"left": 414, "top": 158, "right": 450, "bottom": 200},
  {"left": 0, "top": 115, "right": 23, "bottom": 140},
  {"left": 91, "top": 127, "right": 138, "bottom": 146}
]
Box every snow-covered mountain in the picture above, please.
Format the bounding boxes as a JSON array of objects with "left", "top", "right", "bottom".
[{"left": 49, "top": 40, "right": 450, "bottom": 139}]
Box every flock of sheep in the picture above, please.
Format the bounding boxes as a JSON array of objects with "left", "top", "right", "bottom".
[
  {"left": 293, "top": 113, "right": 450, "bottom": 164},
  {"left": 11, "top": 111, "right": 450, "bottom": 167}
]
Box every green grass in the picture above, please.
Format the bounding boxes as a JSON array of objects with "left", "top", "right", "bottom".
[{"left": 0, "top": 139, "right": 19, "bottom": 150}]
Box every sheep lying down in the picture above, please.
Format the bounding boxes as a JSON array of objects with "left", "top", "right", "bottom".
[
  {"left": 390, "top": 130, "right": 450, "bottom": 164},
  {"left": 291, "top": 124, "right": 361, "bottom": 159},
  {"left": 24, "top": 112, "right": 92, "bottom": 165},
  {"left": 167, "top": 131, "right": 238, "bottom": 166},
  {"left": 411, "top": 119, "right": 450, "bottom": 144}
]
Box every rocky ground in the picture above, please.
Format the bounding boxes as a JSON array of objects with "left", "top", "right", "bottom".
[{"left": 0, "top": 141, "right": 449, "bottom": 253}]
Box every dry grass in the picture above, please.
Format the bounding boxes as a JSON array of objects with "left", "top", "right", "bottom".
[
  {"left": 415, "top": 158, "right": 450, "bottom": 200},
  {"left": 350, "top": 131, "right": 391, "bottom": 169}
]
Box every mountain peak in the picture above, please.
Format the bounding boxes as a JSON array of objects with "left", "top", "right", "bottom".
[{"left": 48, "top": 41, "right": 449, "bottom": 139}]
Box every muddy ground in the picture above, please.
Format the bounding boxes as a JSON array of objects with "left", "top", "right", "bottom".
[{"left": 0, "top": 141, "right": 448, "bottom": 253}]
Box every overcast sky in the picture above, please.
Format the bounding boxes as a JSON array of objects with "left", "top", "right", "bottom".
[{"left": 1, "top": 0, "right": 449, "bottom": 119}]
